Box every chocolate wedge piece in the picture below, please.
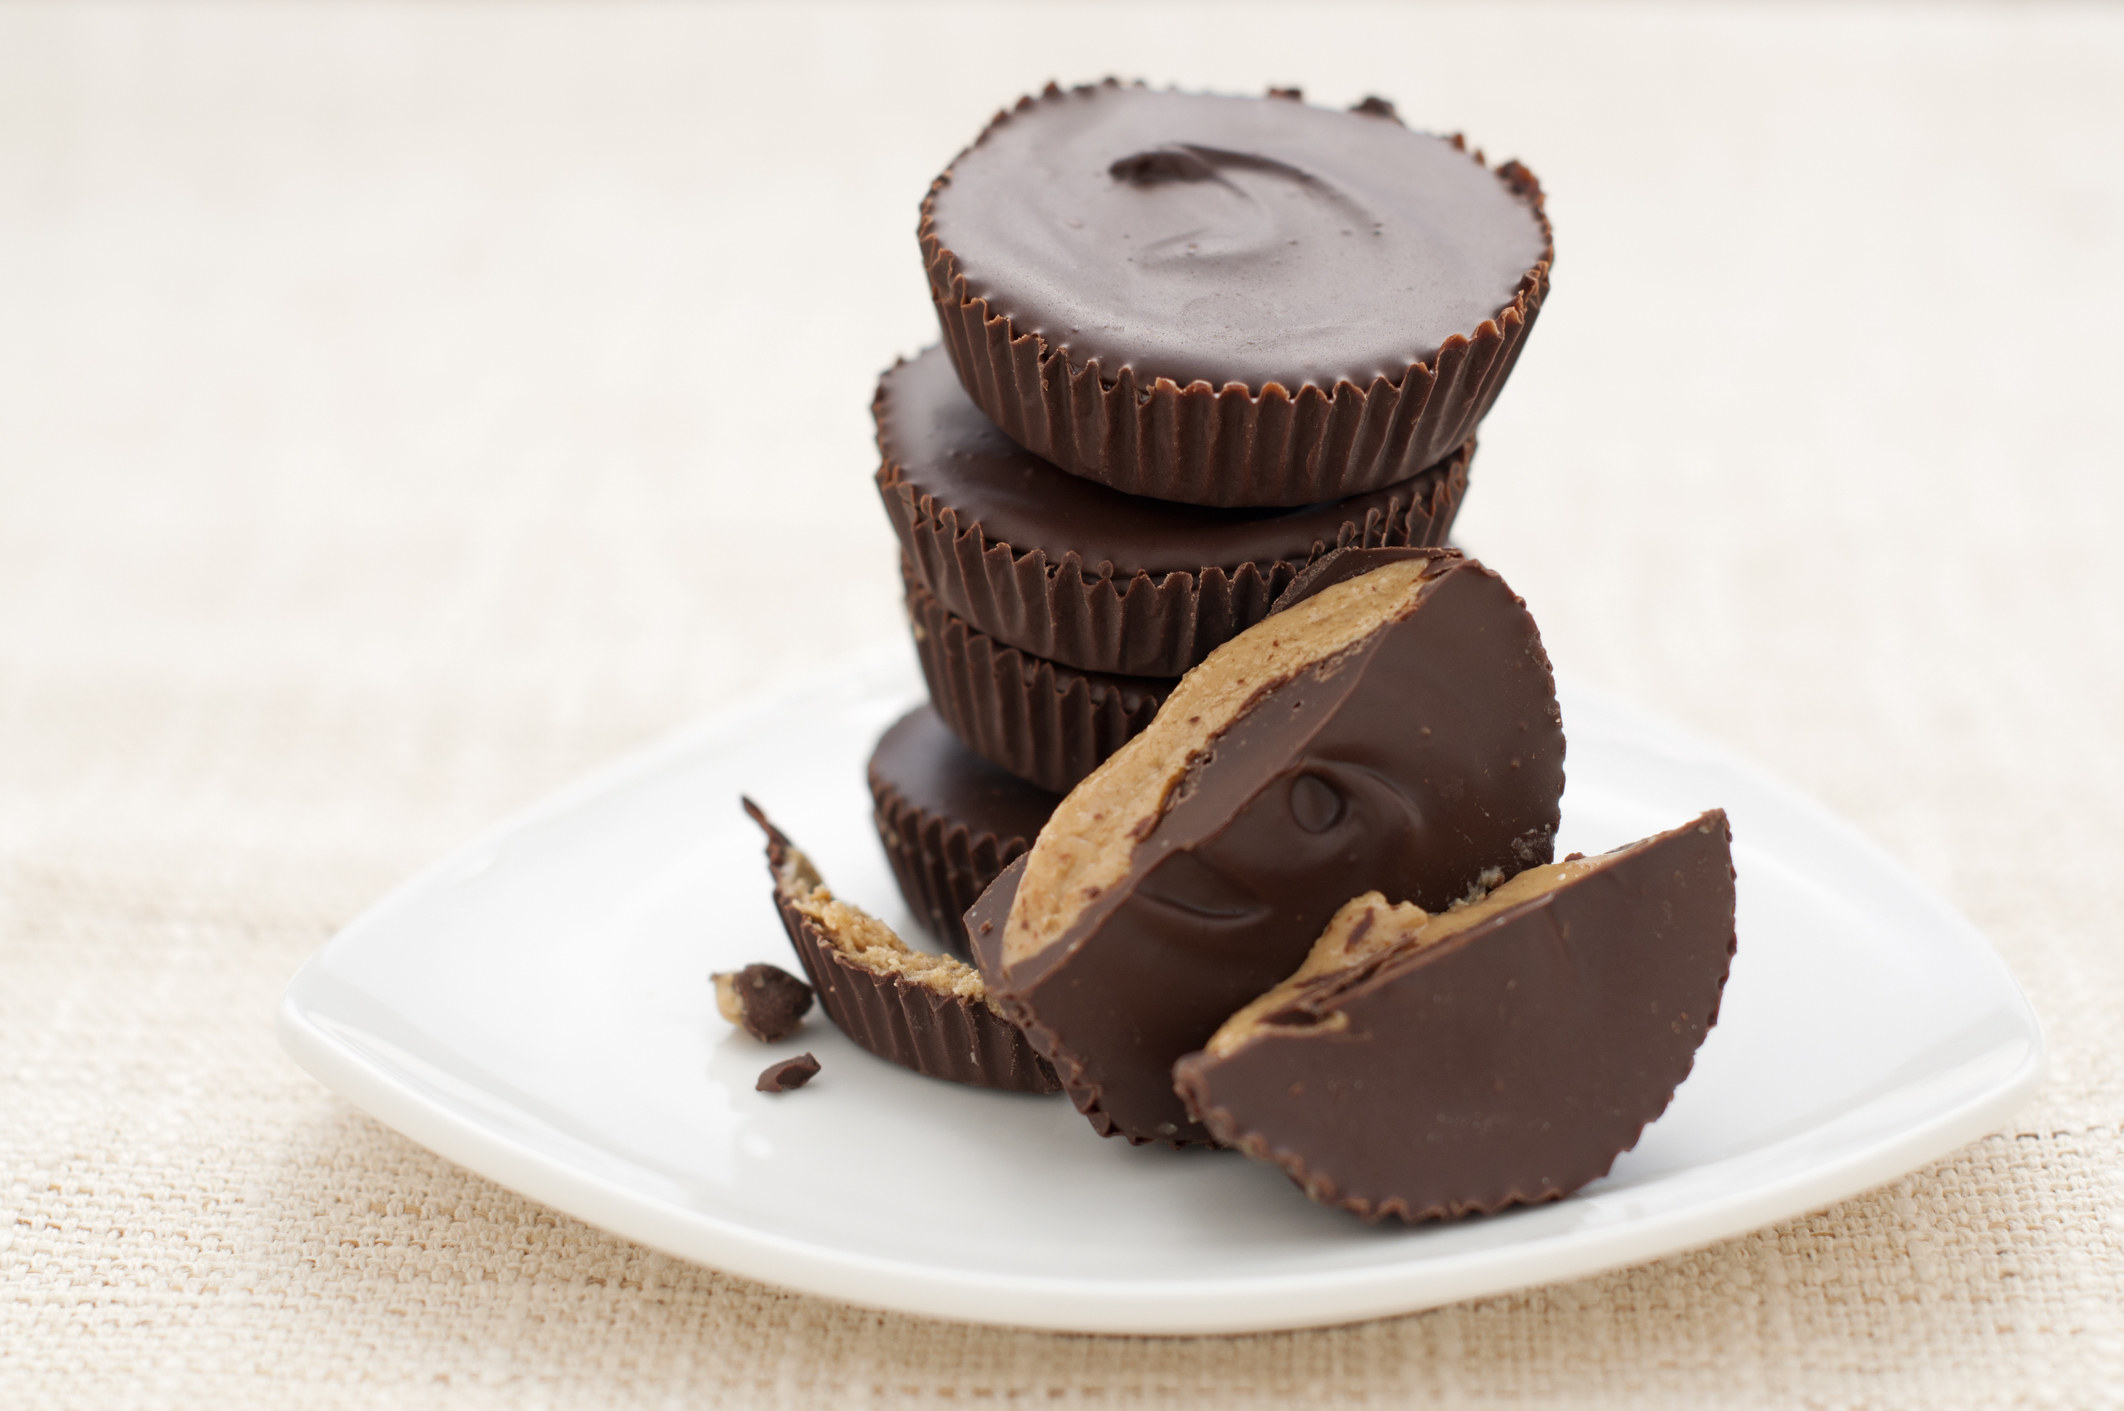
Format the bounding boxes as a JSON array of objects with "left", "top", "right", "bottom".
[
  {"left": 1172, "top": 811, "right": 1738, "bottom": 1221},
  {"left": 979, "top": 552, "right": 1565, "bottom": 1144},
  {"left": 744, "top": 798, "right": 1061, "bottom": 1095}
]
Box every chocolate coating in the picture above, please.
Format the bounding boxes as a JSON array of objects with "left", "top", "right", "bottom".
[
  {"left": 980, "top": 557, "right": 1566, "bottom": 1144},
  {"left": 963, "top": 853, "right": 1022, "bottom": 984},
  {"left": 1173, "top": 812, "right": 1738, "bottom": 1221},
  {"left": 880, "top": 346, "right": 1468, "bottom": 579},
  {"left": 868, "top": 705, "right": 1061, "bottom": 955},
  {"left": 878, "top": 346, "right": 1471, "bottom": 673},
  {"left": 905, "top": 572, "right": 1175, "bottom": 794},
  {"left": 926, "top": 85, "right": 1547, "bottom": 392}
]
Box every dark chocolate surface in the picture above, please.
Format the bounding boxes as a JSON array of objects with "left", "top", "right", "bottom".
[
  {"left": 964, "top": 853, "right": 1023, "bottom": 984},
  {"left": 1174, "top": 812, "right": 1738, "bottom": 1221},
  {"left": 869, "top": 704, "right": 1060, "bottom": 851},
  {"left": 988, "top": 557, "right": 1566, "bottom": 1144},
  {"left": 879, "top": 345, "right": 1472, "bottom": 578},
  {"left": 925, "top": 85, "right": 1548, "bottom": 391}
]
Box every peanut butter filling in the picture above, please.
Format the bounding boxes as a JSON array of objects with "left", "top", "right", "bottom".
[
  {"left": 1002, "top": 557, "right": 1443, "bottom": 970},
  {"left": 1202, "top": 852, "right": 1602, "bottom": 1059},
  {"left": 1205, "top": 892, "right": 1430, "bottom": 1053},
  {"left": 769, "top": 833, "right": 998, "bottom": 1011}
]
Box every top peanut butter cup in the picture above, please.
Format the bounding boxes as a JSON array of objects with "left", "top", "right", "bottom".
[{"left": 921, "top": 81, "right": 1551, "bottom": 507}]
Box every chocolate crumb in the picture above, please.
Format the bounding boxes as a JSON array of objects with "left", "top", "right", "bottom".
[
  {"left": 713, "top": 963, "right": 814, "bottom": 1042},
  {"left": 756, "top": 1053, "right": 821, "bottom": 1093}
]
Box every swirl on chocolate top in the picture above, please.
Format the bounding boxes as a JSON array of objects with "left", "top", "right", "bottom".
[{"left": 924, "top": 84, "right": 1549, "bottom": 392}]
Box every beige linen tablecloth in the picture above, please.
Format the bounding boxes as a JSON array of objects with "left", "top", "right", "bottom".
[{"left": 4, "top": 2, "right": 2122, "bottom": 1404}]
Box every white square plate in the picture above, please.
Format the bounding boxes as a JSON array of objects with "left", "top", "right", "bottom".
[{"left": 278, "top": 645, "right": 2042, "bottom": 1335}]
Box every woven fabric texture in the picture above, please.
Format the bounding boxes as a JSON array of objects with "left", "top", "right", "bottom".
[{"left": 4, "top": 3, "right": 2122, "bottom": 1406}]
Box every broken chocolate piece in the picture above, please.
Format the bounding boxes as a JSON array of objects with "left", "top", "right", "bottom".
[
  {"left": 712, "top": 962, "right": 815, "bottom": 1042},
  {"left": 743, "top": 797, "right": 1061, "bottom": 1095},
  {"left": 979, "top": 552, "right": 1566, "bottom": 1144},
  {"left": 756, "top": 1053, "right": 822, "bottom": 1093},
  {"left": 1173, "top": 811, "right": 1738, "bottom": 1221}
]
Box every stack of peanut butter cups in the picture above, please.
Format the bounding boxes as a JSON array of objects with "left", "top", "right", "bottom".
[{"left": 865, "top": 81, "right": 1552, "bottom": 955}]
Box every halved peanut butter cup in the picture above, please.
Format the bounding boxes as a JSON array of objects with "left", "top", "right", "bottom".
[{"left": 1174, "top": 812, "right": 1738, "bottom": 1222}]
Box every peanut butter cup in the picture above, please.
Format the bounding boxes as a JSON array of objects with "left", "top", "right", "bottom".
[
  {"left": 1174, "top": 812, "right": 1738, "bottom": 1222},
  {"left": 973, "top": 552, "right": 1566, "bottom": 1145},
  {"left": 867, "top": 705, "right": 1061, "bottom": 957},
  {"left": 877, "top": 345, "right": 1469, "bottom": 675},
  {"left": 906, "top": 571, "right": 1176, "bottom": 795},
  {"left": 920, "top": 82, "right": 1549, "bottom": 506}
]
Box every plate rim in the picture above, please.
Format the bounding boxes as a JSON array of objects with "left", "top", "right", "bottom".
[{"left": 277, "top": 654, "right": 2045, "bottom": 1335}]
